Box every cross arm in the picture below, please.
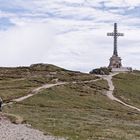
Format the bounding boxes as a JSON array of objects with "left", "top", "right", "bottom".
[
  {"left": 117, "top": 33, "right": 124, "bottom": 36},
  {"left": 107, "top": 32, "right": 114, "bottom": 36},
  {"left": 107, "top": 32, "right": 124, "bottom": 36}
]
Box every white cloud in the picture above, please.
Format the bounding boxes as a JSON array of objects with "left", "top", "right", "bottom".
[
  {"left": 124, "top": 0, "right": 140, "bottom": 6},
  {"left": 0, "top": 22, "right": 56, "bottom": 66},
  {"left": 0, "top": 0, "right": 139, "bottom": 72}
]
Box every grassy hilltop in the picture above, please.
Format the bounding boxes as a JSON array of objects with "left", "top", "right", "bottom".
[
  {"left": 1, "top": 64, "right": 140, "bottom": 140},
  {"left": 0, "top": 63, "right": 96, "bottom": 102}
]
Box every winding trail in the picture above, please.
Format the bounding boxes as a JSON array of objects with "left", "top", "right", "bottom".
[
  {"left": 0, "top": 79, "right": 100, "bottom": 140},
  {"left": 0, "top": 82, "right": 67, "bottom": 140},
  {"left": 1, "top": 82, "right": 69, "bottom": 105},
  {"left": 13, "top": 82, "right": 67, "bottom": 102},
  {"left": 100, "top": 73, "right": 140, "bottom": 112},
  {"left": 2, "top": 82, "right": 67, "bottom": 107},
  {"left": 9, "top": 75, "right": 140, "bottom": 112},
  {"left": 3, "top": 79, "right": 100, "bottom": 105},
  {"left": 1, "top": 75, "right": 139, "bottom": 140}
]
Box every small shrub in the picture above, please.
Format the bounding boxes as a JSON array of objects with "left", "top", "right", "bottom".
[{"left": 90, "top": 67, "right": 111, "bottom": 75}]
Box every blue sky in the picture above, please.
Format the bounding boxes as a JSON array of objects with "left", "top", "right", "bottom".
[{"left": 0, "top": 0, "right": 140, "bottom": 72}]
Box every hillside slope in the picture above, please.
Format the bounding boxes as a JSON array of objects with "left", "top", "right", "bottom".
[
  {"left": 0, "top": 65, "right": 140, "bottom": 140},
  {"left": 0, "top": 63, "right": 97, "bottom": 102},
  {"left": 113, "top": 72, "right": 140, "bottom": 108}
]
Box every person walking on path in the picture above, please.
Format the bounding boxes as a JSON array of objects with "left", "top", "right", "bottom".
[{"left": 0, "top": 97, "right": 3, "bottom": 112}]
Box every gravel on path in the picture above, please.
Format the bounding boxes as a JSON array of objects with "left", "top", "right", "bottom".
[{"left": 0, "top": 116, "right": 65, "bottom": 140}]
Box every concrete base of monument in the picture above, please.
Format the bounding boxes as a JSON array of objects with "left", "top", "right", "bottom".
[{"left": 111, "top": 67, "right": 132, "bottom": 72}]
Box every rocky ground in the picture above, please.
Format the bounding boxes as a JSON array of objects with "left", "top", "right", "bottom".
[{"left": 0, "top": 115, "right": 65, "bottom": 140}]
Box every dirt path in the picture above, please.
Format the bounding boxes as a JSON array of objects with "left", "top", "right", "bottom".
[
  {"left": 12, "top": 82, "right": 67, "bottom": 102},
  {"left": 1, "top": 74, "right": 139, "bottom": 139},
  {"left": 2, "top": 82, "right": 67, "bottom": 107},
  {"left": 0, "top": 79, "right": 100, "bottom": 140},
  {"left": 0, "top": 82, "right": 67, "bottom": 140},
  {"left": 3, "top": 79, "right": 100, "bottom": 104},
  {"left": 100, "top": 73, "right": 140, "bottom": 112}
]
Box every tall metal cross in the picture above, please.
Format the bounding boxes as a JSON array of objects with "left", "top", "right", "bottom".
[{"left": 107, "top": 23, "right": 124, "bottom": 56}]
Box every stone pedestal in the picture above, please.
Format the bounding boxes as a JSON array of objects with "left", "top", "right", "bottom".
[{"left": 108, "top": 55, "right": 122, "bottom": 68}]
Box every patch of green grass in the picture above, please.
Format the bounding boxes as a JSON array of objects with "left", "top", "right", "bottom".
[
  {"left": 56, "top": 72, "right": 98, "bottom": 82},
  {"left": 4, "top": 80, "right": 140, "bottom": 140},
  {"left": 0, "top": 78, "right": 41, "bottom": 101},
  {"left": 113, "top": 73, "right": 140, "bottom": 108},
  {"left": 0, "top": 64, "right": 98, "bottom": 102},
  {"left": 0, "top": 64, "right": 98, "bottom": 101}
]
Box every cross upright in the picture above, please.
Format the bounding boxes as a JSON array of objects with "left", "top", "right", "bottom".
[{"left": 107, "top": 23, "right": 124, "bottom": 56}]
